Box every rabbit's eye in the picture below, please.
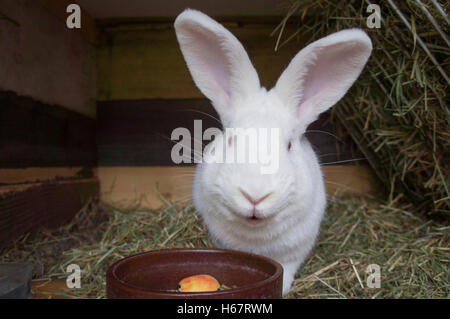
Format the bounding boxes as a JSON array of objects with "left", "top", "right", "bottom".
[{"left": 288, "top": 141, "right": 292, "bottom": 151}]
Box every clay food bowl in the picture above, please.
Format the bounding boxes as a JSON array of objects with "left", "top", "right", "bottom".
[{"left": 106, "top": 248, "right": 283, "bottom": 299}]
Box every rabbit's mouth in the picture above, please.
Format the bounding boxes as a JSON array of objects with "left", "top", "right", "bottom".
[
  {"left": 245, "top": 209, "right": 267, "bottom": 225},
  {"left": 223, "top": 203, "right": 270, "bottom": 226},
  {"left": 246, "top": 215, "right": 263, "bottom": 225}
]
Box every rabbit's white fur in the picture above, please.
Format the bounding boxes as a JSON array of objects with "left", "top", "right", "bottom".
[{"left": 175, "top": 9, "right": 372, "bottom": 295}]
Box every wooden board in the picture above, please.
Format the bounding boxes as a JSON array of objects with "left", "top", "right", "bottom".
[
  {"left": 38, "top": 0, "right": 99, "bottom": 45},
  {"left": 97, "top": 99, "right": 360, "bottom": 166},
  {"left": 0, "top": 90, "right": 97, "bottom": 168},
  {"left": 97, "top": 22, "right": 307, "bottom": 100},
  {"left": 0, "top": 179, "right": 99, "bottom": 245},
  {"left": 0, "top": 2, "right": 97, "bottom": 118},
  {"left": 31, "top": 279, "right": 74, "bottom": 299},
  {"left": 99, "top": 165, "right": 377, "bottom": 210},
  {"left": 0, "top": 167, "right": 96, "bottom": 186}
]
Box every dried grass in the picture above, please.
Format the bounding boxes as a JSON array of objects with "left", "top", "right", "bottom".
[
  {"left": 1, "top": 195, "right": 448, "bottom": 298},
  {"left": 274, "top": 0, "right": 449, "bottom": 217}
]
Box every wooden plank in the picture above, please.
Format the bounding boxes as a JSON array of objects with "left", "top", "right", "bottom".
[
  {"left": 0, "top": 167, "right": 96, "bottom": 186},
  {"left": 0, "top": 179, "right": 99, "bottom": 245},
  {"left": 99, "top": 167, "right": 192, "bottom": 209},
  {"left": 97, "top": 16, "right": 301, "bottom": 27},
  {"left": 322, "top": 165, "right": 377, "bottom": 196},
  {"left": 98, "top": 99, "right": 218, "bottom": 166},
  {"left": 38, "top": 0, "right": 99, "bottom": 45},
  {"left": 0, "top": 2, "right": 97, "bottom": 118},
  {"left": 99, "top": 165, "right": 377, "bottom": 210},
  {"left": 97, "top": 23, "right": 306, "bottom": 100},
  {"left": 31, "top": 279, "right": 75, "bottom": 299},
  {"left": 0, "top": 90, "right": 97, "bottom": 168},
  {"left": 97, "top": 99, "right": 360, "bottom": 166}
]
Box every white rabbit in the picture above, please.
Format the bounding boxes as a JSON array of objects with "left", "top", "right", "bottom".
[{"left": 174, "top": 9, "right": 372, "bottom": 295}]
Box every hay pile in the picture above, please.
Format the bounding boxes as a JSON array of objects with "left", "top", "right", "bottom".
[
  {"left": 274, "top": 0, "right": 449, "bottom": 217},
  {"left": 1, "top": 196, "right": 448, "bottom": 298}
]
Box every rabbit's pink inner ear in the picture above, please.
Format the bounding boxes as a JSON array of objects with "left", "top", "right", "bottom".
[
  {"left": 297, "top": 42, "right": 366, "bottom": 119},
  {"left": 179, "top": 26, "right": 232, "bottom": 108}
]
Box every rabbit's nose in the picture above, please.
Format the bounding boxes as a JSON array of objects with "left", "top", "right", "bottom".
[{"left": 239, "top": 188, "right": 272, "bottom": 206}]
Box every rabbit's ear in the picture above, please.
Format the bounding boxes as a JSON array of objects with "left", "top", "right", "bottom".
[
  {"left": 275, "top": 29, "right": 372, "bottom": 131},
  {"left": 175, "top": 9, "right": 260, "bottom": 123}
]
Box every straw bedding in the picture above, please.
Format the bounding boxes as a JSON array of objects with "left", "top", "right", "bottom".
[
  {"left": 1, "top": 196, "right": 448, "bottom": 298},
  {"left": 273, "top": 0, "right": 449, "bottom": 217}
]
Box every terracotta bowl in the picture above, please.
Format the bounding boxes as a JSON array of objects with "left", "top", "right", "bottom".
[{"left": 106, "top": 248, "right": 283, "bottom": 299}]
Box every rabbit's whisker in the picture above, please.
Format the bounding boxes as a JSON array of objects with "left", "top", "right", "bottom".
[
  {"left": 305, "top": 130, "right": 344, "bottom": 143},
  {"left": 177, "top": 108, "right": 222, "bottom": 126},
  {"left": 321, "top": 158, "right": 366, "bottom": 165},
  {"left": 157, "top": 133, "right": 207, "bottom": 149}
]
